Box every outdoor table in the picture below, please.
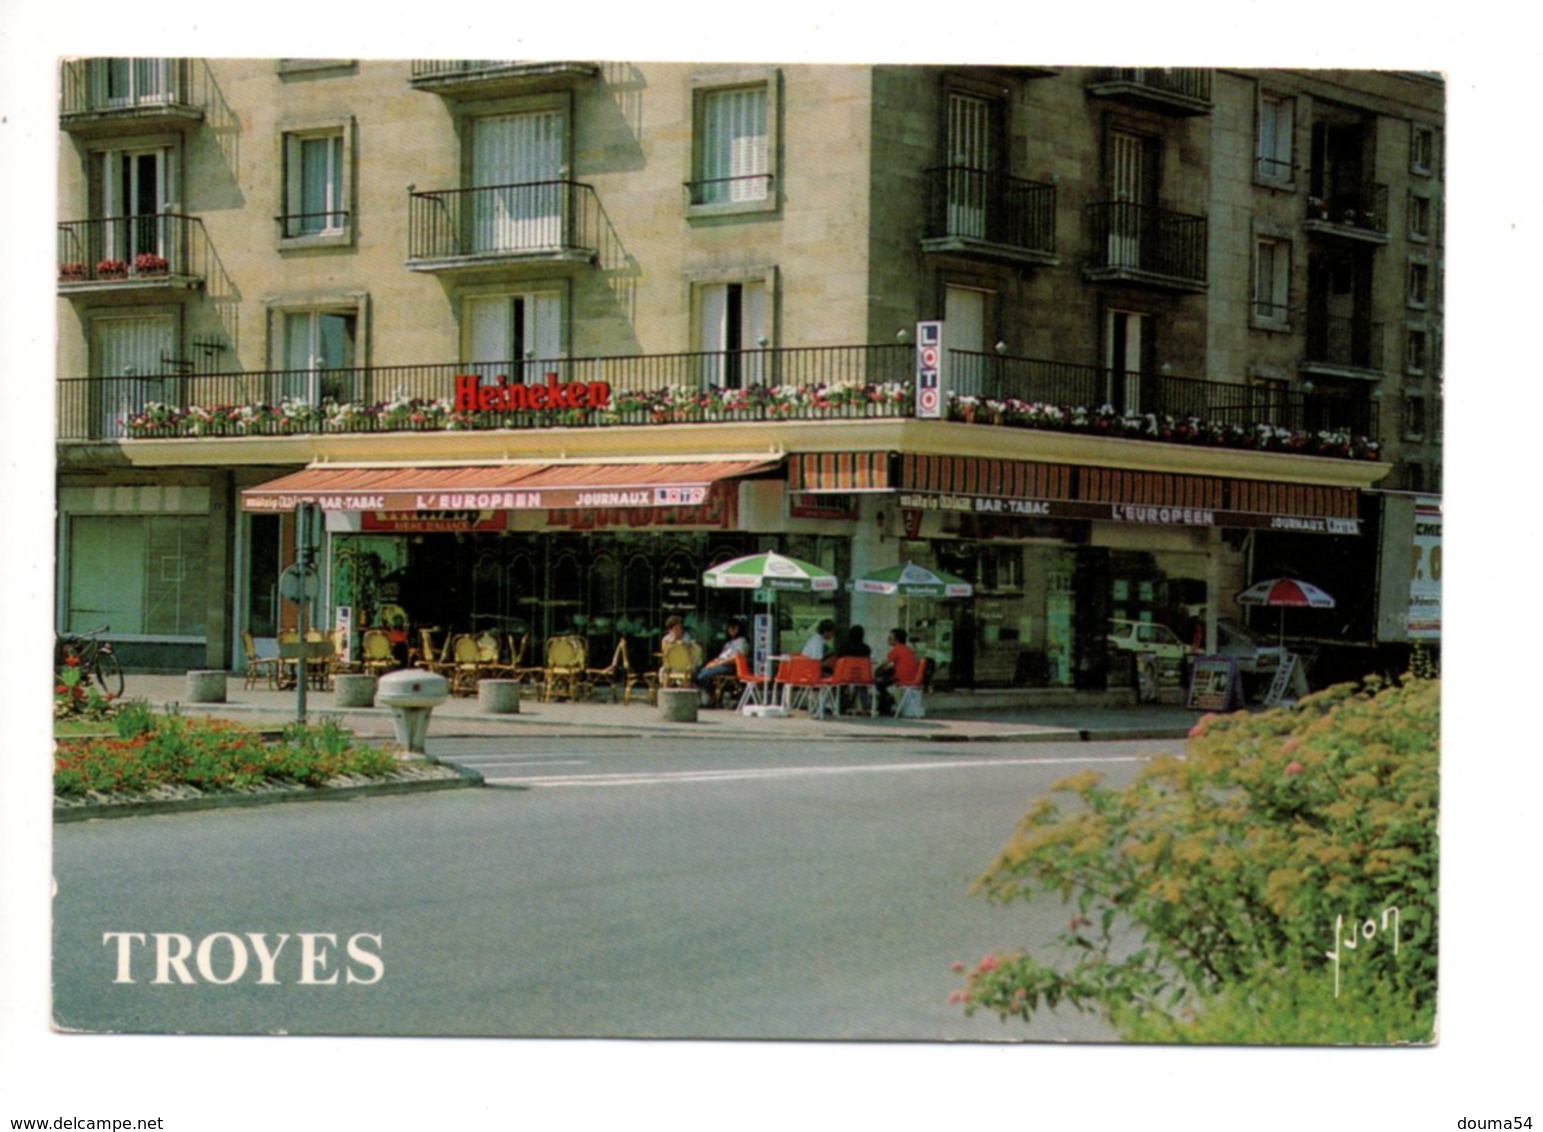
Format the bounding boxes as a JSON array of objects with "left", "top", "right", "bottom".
[{"left": 278, "top": 640, "right": 334, "bottom": 690}]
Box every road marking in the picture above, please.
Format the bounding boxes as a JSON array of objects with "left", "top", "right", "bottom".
[{"left": 490, "top": 753, "right": 1153, "bottom": 789}]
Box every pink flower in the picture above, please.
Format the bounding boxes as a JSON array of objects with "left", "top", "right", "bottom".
[
  {"left": 950, "top": 961, "right": 965, "bottom": 972},
  {"left": 1284, "top": 761, "right": 1304, "bottom": 776},
  {"left": 977, "top": 955, "right": 998, "bottom": 973}
]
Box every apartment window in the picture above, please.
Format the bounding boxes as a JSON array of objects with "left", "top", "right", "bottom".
[
  {"left": 1408, "top": 261, "right": 1430, "bottom": 310},
  {"left": 696, "top": 279, "right": 770, "bottom": 388},
  {"left": 1411, "top": 125, "right": 1435, "bottom": 176},
  {"left": 67, "top": 514, "right": 209, "bottom": 637},
  {"left": 1405, "top": 463, "right": 1426, "bottom": 492},
  {"left": 272, "top": 307, "right": 358, "bottom": 404},
  {"left": 469, "top": 109, "right": 567, "bottom": 254},
  {"left": 100, "top": 58, "right": 175, "bottom": 107},
  {"left": 89, "top": 312, "right": 178, "bottom": 439},
  {"left": 1256, "top": 93, "right": 1294, "bottom": 184},
  {"left": 87, "top": 144, "right": 176, "bottom": 270},
  {"left": 463, "top": 289, "right": 564, "bottom": 382},
  {"left": 1408, "top": 192, "right": 1432, "bottom": 242},
  {"left": 688, "top": 71, "right": 778, "bottom": 214},
  {"left": 1406, "top": 328, "right": 1428, "bottom": 376},
  {"left": 1404, "top": 395, "right": 1427, "bottom": 440},
  {"left": 281, "top": 127, "right": 349, "bottom": 241},
  {"left": 1252, "top": 237, "right": 1291, "bottom": 327}
]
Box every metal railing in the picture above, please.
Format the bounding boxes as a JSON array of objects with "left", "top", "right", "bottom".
[
  {"left": 60, "top": 58, "right": 197, "bottom": 116},
  {"left": 57, "top": 214, "right": 208, "bottom": 283},
  {"left": 1305, "top": 316, "right": 1385, "bottom": 372},
  {"left": 923, "top": 166, "right": 1055, "bottom": 255},
  {"left": 947, "top": 349, "right": 1377, "bottom": 436},
  {"left": 1085, "top": 201, "right": 1208, "bottom": 284},
  {"left": 59, "top": 343, "right": 1376, "bottom": 445},
  {"left": 276, "top": 210, "right": 351, "bottom": 240},
  {"left": 408, "top": 181, "right": 600, "bottom": 261},
  {"left": 1305, "top": 181, "right": 1389, "bottom": 235},
  {"left": 685, "top": 174, "right": 775, "bottom": 207},
  {"left": 409, "top": 60, "right": 525, "bottom": 80},
  {"left": 1087, "top": 67, "right": 1212, "bottom": 104}
]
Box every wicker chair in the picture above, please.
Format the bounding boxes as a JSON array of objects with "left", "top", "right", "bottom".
[
  {"left": 541, "top": 635, "right": 590, "bottom": 702},
  {"left": 241, "top": 631, "right": 282, "bottom": 690}
]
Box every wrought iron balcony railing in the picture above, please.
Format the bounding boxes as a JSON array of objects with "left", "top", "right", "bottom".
[
  {"left": 1085, "top": 201, "right": 1208, "bottom": 286},
  {"left": 1305, "top": 316, "right": 1385, "bottom": 373},
  {"left": 59, "top": 58, "right": 200, "bottom": 118},
  {"left": 57, "top": 214, "right": 208, "bottom": 284},
  {"left": 922, "top": 166, "right": 1056, "bottom": 258},
  {"left": 407, "top": 60, "right": 598, "bottom": 90},
  {"left": 1305, "top": 182, "right": 1389, "bottom": 237},
  {"left": 1085, "top": 67, "right": 1213, "bottom": 111},
  {"left": 685, "top": 174, "right": 775, "bottom": 207},
  {"left": 58, "top": 343, "right": 1379, "bottom": 457},
  {"left": 407, "top": 181, "right": 600, "bottom": 264}
]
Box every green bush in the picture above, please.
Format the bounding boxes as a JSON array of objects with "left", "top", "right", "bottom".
[
  {"left": 54, "top": 715, "right": 399, "bottom": 796},
  {"left": 955, "top": 677, "right": 1438, "bottom": 1043}
]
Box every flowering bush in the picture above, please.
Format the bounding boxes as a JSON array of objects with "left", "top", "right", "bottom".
[
  {"left": 54, "top": 714, "right": 399, "bottom": 796},
  {"left": 952, "top": 676, "right": 1438, "bottom": 1042},
  {"left": 54, "top": 654, "right": 116, "bottom": 721},
  {"left": 134, "top": 252, "right": 168, "bottom": 273}
]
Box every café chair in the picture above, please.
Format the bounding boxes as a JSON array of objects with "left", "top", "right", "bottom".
[
  {"left": 658, "top": 640, "right": 695, "bottom": 690},
  {"left": 829, "top": 655, "right": 876, "bottom": 717},
  {"left": 731, "top": 651, "right": 768, "bottom": 711},
  {"left": 241, "top": 631, "right": 281, "bottom": 690},
  {"left": 360, "top": 629, "right": 397, "bottom": 678},
  {"left": 775, "top": 654, "right": 830, "bottom": 715},
  {"left": 542, "top": 635, "right": 589, "bottom": 702}
]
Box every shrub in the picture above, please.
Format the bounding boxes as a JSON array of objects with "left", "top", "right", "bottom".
[{"left": 955, "top": 677, "right": 1438, "bottom": 1043}]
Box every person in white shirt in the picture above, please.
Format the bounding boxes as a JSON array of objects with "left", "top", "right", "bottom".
[
  {"left": 694, "top": 618, "right": 748, "bottom": 705},
  {"left": 801, "top": 618, "right": 837, "bottom": 672}
]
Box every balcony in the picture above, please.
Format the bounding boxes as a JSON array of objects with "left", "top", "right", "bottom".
[
  {"left": 58, "top": 214, "right": 208, "bottom": 293},
  {"left": 58, "top": 344, "right": 1379, "bottom": 460},
  {"left": 920, "top": 167, "right": 1056, "bottom": 266},
  {"left": 1304, "top": 183, "right": 1389, "bottom": 243},
  {"left": 407, "top": 60, "right": 598, "bottom": 97},
  {"left": 1084, "top": 202, "right": 1207, "bottom": 291},
  {"left": 59, "top": 58, "right": 203, "bottom": 137},
  {"left": 406, "top": 182, "right": 600, "bottom": 272},
  {"left": 1303, "top": 316, "right": 1385, "bottom": 378},
  {"left": 1085, "top": 68, "right": 1212, "bottom": 115}
]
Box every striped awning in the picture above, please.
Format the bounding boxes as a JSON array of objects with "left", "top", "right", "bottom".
[
  {"left": 789, "top": 451, "right": 892, "bottom": 492},
  {"left": 242, "top": 459, "right": 779, "bottom": 513}
]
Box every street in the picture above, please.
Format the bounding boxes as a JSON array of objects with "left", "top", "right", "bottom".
[{"left": 52, "top": 735, "right": 1178, "bottom": 1042}]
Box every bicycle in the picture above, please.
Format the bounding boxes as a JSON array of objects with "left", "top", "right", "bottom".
[{"left": 56, "top": 624, "right": 125, "bottom": 699}]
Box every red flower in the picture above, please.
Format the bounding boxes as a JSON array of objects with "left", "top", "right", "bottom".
[
  {"left": 976, "top": 955, "right": 998, "bottom": 973},
  {"left": 55, "top": 683, "right": 68, "bottom": 695},
  {"left": 65, "top": 654, "right": 80, "bottom": 667},
  {"left": 1284, "top": 761, "right": 1304, "bottom": 776}
]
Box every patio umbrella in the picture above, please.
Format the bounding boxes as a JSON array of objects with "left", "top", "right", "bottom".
[
  {"left": 1236, "top": 577, "right": 1335, "bottom": 647},
  {"left": 702, "top": 550, "right": 839, "bottom": 592},
  {"left": 851, "top": 561, "right": 974, "bottom": 598}
]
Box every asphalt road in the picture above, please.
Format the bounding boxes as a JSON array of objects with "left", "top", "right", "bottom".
[{"left": 51, "top": 735, "right": 1179, "bottom": 1042}]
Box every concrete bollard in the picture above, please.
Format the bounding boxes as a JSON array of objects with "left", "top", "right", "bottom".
[
  {"left": 478, "top": 679, "right": 521, "bottom": 714},
  {"left": 657, "top": 686, "right": 699, "bottom": 723},
  {"left": 185, "top": 670, "right": 227, "bottom": 703},
  {"left": 333, "top": 673, "right": 377, "bottom": 708},
  {"left": 376, "top": 670, "right": 450, "bottom": 754}
]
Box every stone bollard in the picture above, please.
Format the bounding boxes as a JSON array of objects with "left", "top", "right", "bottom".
[
  {"left": 657, "top": 686, "right": 699, "bottom": 723},
  {"left": 185, "top": 669, "right": 227, "bottom": 703},
  {"left": 376, "top": 670, "right": 450, "bottom": 754},
  {"left": 478, "top": 679, "right": 521, "bottom": 714},
  {"left": 333, "top": 673, "right": 377, "bottom": 708}
]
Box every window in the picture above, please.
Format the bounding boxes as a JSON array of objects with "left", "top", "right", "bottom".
[
  {"left": 1411, "top": 125, "right": 1435, "bottom": 176},
  {"left": 91, "top": 144, "right": 175, "bottom": 270},
  {"left": 67, "top": 514, "right": 209, "bottom": 637},
  {"left": 1408, "top": 192, "right": 1431, "bottom": 242},
  {"left": 688, "top": 71, "right": 778, "bottom": 214},
  {"left": 1253, "top": 237, "right": 1291, "bottom": 326},
  {"left": 282, "top": 128, "right": 348, "bottom": 239},
  {"left": 89, "top": 313, "right": 178, "bottom": 438},
  {"left": 274, "top": 308, "right": 358, "bottom": 404},
  {"left": 100, "top": 58, "right": 175, "bottom": 106},
  {"left": 696, "top": 279, "right": 769, "bottom": 388},
  {"left": 463, "top": 289, "right": 564, "bottom": 382},
  {"left": 1404, "top": 395, "right": 1427, "bottom": 439},
  {"left": 469, "top": 109, "right": 567, "bottom": 253},
  {"left": 1406, "top": 328, "right": 1428, "bottom": 376},
  {"left": 1408, "top": 261, "right": 1430, "bottom": 310},
  {"left": 1256, "top": 93, "right": 1294, "bottom": 183},
  {"left": 944, "top": 90, "right": 1005, "bottom": 238}
]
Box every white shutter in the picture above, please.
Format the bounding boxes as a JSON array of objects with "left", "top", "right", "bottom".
[
  {"left": 529, "top": 291, "right": 563, "bottom": 374},
  {"left": 697, "top": 283, "right": 728, "bottom": 386},
  {"left": 466, "top": 296, "right": 512, "bottom": 383},
  {"left": 740, "top": 281, "right": 768, "bottom": 385},
  {"left": 703, "top": 88, "right": 767, "bottom": 203},
  {"left": 473, "top": 111, "right": 565, "bottom": 252}
]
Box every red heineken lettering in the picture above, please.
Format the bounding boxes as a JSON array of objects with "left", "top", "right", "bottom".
[{"left": 453, "top": 373, "right": 612, "bottom": 414}]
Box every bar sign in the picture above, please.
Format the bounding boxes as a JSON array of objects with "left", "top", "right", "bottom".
[{"left": 915, "top": 320, "right": 943, "bottom": 419}]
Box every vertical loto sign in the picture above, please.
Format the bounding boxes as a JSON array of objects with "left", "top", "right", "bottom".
[{"left": 915, "top": 320, "right": 943, "bottom": 419}]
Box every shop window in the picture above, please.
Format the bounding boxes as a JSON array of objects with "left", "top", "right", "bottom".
[{"left": 67, "top": 514, "right": 209, "bottom": 637}]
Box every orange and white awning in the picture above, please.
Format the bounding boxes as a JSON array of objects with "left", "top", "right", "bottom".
[{"left": 242, "top": 459, "right": 779, "bottom": 513}]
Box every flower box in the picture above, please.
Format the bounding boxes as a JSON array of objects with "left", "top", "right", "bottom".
[
  {"left": 134, "top": 253, "right": 169, "bottom": 275},
  {"left": 95, "top": 259, "right": 128, "bottom": 278}
]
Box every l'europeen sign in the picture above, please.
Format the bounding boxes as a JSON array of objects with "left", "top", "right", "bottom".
[{"left": 454, "top": 372, "right": 612, "bottom": 413}]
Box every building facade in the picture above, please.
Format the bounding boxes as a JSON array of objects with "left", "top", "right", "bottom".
[{"left": 55, "top": 61, "right": 1442, "bottom": 689}]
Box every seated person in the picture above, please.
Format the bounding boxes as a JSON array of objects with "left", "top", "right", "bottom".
[
  {"left": 659, "top": 615, "right": 695, "bottom": 684},
  {"left": 875, "top": 627, "right": 921, "bottom": 716},
  {"left": 834, "top": 625, "right": 871, "bottom": 660},
  {"left": 694, "top": 618, "right": 748, "bottom": 706},
  {"left": 801, "top": 618, "right": 838, "bottom": 673}
]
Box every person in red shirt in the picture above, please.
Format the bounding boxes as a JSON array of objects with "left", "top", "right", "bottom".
[{"left": 875, "top": 627, "right": 920, "bottom": 716}]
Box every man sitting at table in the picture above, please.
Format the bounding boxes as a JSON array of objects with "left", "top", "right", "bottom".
[
  {"left": 694, "top": 618, "right": 748, "bottom": 707},
  {"left": 801, "top": 618, "right": 837, "bottom": 673},
  {"left": 875, "top": 627, "right": 921, "bottom": 716}
]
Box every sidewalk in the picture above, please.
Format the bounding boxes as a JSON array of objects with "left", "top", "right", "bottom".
[{"left": 119, "top": 672, "right": 1202, "bottom": 745}]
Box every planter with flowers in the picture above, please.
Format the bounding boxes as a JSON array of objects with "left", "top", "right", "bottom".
[
  {"left": 95, "top": 258, "right": 128, "bottom": 280},
  {"left": 59, "top": 262, "right": 88, "bottom": 282},
  {"left": 134, "top": 252, "right": 169, "bottom": 276}
]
